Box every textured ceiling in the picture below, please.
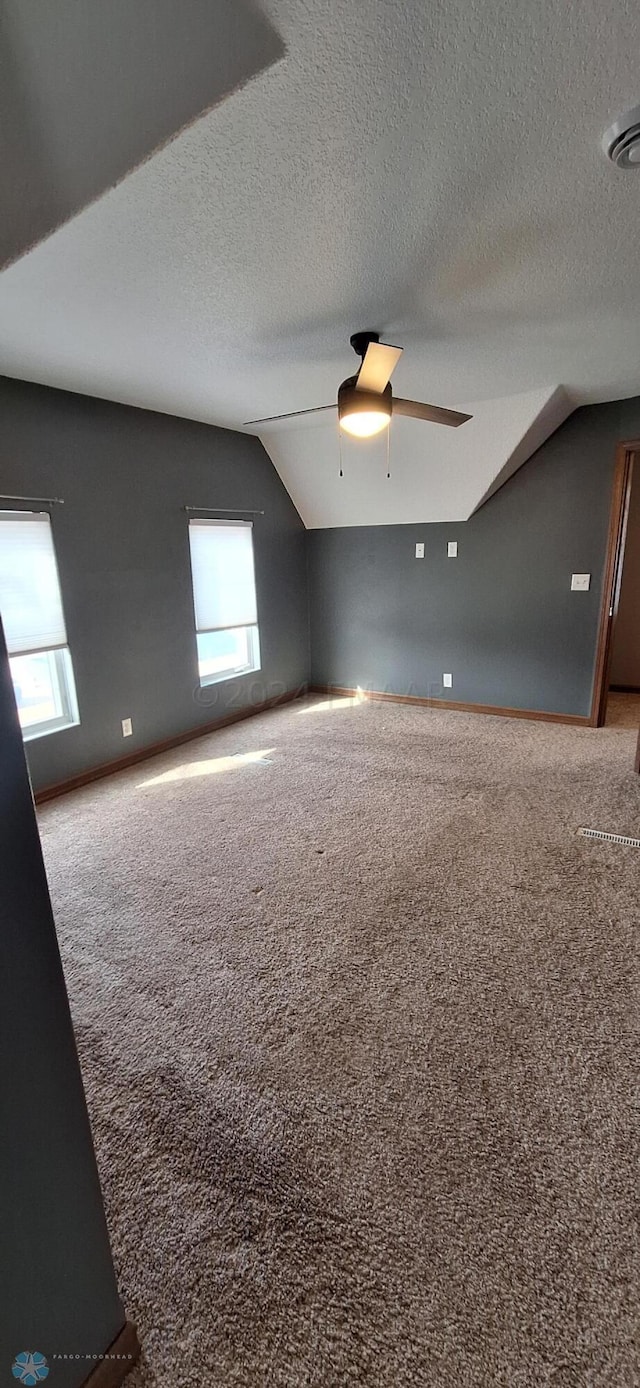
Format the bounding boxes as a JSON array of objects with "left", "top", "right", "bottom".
[{"left": 0, "top": 0, "right": 639, "bottom": 524}]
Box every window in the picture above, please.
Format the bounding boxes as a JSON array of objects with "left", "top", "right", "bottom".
[
  {"left": 188, "top": 519, "right": 261, "bottom": 685},
  {"left": 0, "top": 511, "right": 79, "bottom": 739}
]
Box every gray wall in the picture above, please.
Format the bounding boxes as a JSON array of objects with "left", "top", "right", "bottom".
[
  {"left": 610, "top": 465, "right": 640, "bottom": 688},
  {"left": 0, "top": 617, "right": 125, "bottom": 1386},
  {"left": 0, "top": 376, "right": 308, "bottom": 792},
  {"left": 308, "top": 399, "right": 640, "bottom": 718}
]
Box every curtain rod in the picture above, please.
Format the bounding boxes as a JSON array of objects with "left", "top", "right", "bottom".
[
  {"left": 184, "top": 505, "right": 264, "bottom": 515},
  {"left": 0, "top": 493, "right": 64, "bottom": 506}
]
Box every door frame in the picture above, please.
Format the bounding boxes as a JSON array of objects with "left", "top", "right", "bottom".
[{"left": 590, "top": 439, "right": 639, "bottom": 726}]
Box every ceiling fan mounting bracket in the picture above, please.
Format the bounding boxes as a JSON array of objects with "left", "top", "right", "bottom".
[{"left": 350, "top": 330, "right": 380, "bottom": 359}]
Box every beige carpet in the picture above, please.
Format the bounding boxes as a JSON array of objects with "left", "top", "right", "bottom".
[{"left": 38, "top": 695, "right": 640, "bottom": 1387}]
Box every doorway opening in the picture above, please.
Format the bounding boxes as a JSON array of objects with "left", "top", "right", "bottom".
[
  {"left": 591, "top": 441, "right": 640, "bottom": 729},
  {"left": 608, "top": 450, "right": 640, "bottom": 729}
]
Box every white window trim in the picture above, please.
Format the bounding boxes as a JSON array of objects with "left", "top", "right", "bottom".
[
  {"left": 197, "top": 624, "right": 261, "bottom": 688},
  {"left": 0, "top": 509, "right": 80, "bottom": 741},
  {"left": 188, "top": 517, "right": 261, "bottom": 687},
  {"left": 12, "top": 647, "right": 80, "bottom": 741}
]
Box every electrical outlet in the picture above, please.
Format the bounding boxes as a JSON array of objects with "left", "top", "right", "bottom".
[
  {"left": 121, "top": 717, "right": 133, "bottom": 737},
  {"left": 443, "top": 673, "right": 453, "bottom": 688},
  {"left": 415, "top": 542, "right": 425, "bottom": 559},
  {"left": 571, "top": 573, "right": 591, "bottom": 591},
  {"left": 447, "top": 541, "right": 458, "bottom": 558}
]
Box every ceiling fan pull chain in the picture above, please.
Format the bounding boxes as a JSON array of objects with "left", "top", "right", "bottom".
[
  {"left": 338, "top": 417, "right": 344, "bottom": 478},
  {"left": 386, "top": 418, "right": 391, "bottom": 479}
]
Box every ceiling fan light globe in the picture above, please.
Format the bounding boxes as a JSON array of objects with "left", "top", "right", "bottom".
[
  {"left": 337, "top": 378, "right": 392, "bottom": 439},
  {"left": 340, "top": 411, "right": 390, "bottom": 438}
]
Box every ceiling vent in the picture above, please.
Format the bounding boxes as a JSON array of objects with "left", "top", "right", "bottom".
[{"left": 603, "top": 104, "right": 640, "bottom": 168}]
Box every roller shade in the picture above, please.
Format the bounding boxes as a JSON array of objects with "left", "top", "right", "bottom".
[
  {"left": 0, "top": 511, "right": 68, "bottom": 656},
  {"left": 188, "top": 519, "right": 258, "bottom": 632}
]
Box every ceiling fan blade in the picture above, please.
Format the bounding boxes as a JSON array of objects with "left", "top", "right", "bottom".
[
  {"left": 244, "top": 404, "right": 336, "bottom": 427},
  {"left": 356, "top": 342, "right": 403, "bottom": 394},
  {"left": 393, "top": 398, "right": 472, "bottom": 427}
]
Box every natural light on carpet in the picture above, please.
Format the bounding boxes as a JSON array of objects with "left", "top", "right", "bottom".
[
  {"left": 137, "top": 748, "right": 275, "bottom": 788},
  {"left": 299, "top": 688, "right": 366, "bottom": 714}
]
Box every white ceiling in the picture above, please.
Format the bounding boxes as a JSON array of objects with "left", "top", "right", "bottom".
[{"left": 1, "top": 0, "right": 640, "bottom": 525}]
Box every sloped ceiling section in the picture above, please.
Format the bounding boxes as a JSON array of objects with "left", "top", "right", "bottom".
[
  {"left": 259, "top": 386, "right": 574, "bottom": 527},
  {"left": 471, "top": 386, "right": 573, "bottom": 513},
  {"left": 0, "top": 0, "right": 283, "bottom": 268}
]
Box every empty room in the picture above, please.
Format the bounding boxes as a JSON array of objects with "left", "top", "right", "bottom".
[{"left": 1, "top": 3, "right": 639, "bottom": 1386}]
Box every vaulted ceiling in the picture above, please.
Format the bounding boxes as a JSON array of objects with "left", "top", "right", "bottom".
[{"left": 1, "top": 0, "right": 639, "bottom": 526}]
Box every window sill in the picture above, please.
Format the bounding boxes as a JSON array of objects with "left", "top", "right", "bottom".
[
  {"left": 199, "top": 664, "right": 261, "bottom": 689},
  {"left": 23, "top": 717, "right": 80, "bottom": 743}
]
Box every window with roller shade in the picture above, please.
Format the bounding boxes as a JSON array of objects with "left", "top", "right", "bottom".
[
  {"left": 0, "top": 511, "right": 79, "bottom": 739},
  {"left": 188, "top": 519, "right": 261, "bottom": 685}
]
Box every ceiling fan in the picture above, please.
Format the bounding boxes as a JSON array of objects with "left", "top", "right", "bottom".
[{"left": 245, "top": 331, "right": 472, "bottom": 437}]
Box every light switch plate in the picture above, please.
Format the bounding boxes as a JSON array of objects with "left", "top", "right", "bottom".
[
  {"left": 447, "top": 541, "right": 458, "bottom": 557},
  {"left": 571, "top": 573, "right": 591, "bottom": 591},
  {"left": 415, "top": 542, "right": 425, "bottom": 558},
  {"left": 122, "top": 717, "right": 133, "bottom": 737},
  {"left": 443, "top": 673, "right": 453, "bottom": 688}
]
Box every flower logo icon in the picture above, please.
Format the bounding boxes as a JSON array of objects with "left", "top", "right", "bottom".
[{"left": 11, "top": 1353, "right": 49, "bottom": 1384}]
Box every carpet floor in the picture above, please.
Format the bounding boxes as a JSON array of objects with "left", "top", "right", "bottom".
[{"left": 38, "top": 695, "right": 640, "bottom": 1387}]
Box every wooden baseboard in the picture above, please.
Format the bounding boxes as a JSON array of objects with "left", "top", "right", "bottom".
[
  {"left": 35, "top": 686, "right": 306, "bottom": 804},
  {"left": 610, "top": 684, "right": 640, "bottom": 694},
  {"left": 309, "top": 684, "right": 591, "bottom": 727},
  {"left": 81, "top": 1320, "right": 140, "bottom": 1388}
]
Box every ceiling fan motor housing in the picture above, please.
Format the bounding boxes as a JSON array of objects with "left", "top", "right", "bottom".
[{"left": 338, "top": 376, "right": 392, "bottom": 423}]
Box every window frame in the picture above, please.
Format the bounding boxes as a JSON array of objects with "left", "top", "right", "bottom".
[
  {"left": 0, "top": 508, "right": 80, "bottom": 741},
  {"left": 196, "top": 624, "right": 261, "bottom": 688},
  {"left": 188, "top": 517, "right": 261, "bottom": 688},
  {"left": 10, "top": 646, "right": 79, "bottom": 741}
]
